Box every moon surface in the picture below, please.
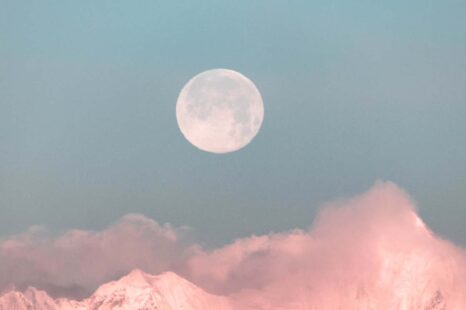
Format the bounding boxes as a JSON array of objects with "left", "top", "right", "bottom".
[{"left": 176, "top": 69, "right": 264, "bottom": 154}]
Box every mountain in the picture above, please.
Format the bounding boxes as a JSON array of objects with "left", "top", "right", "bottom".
[
  {"left": 0, "top": 267, "right": 457, "bottom": 309},
  {"left": 80, "top": 269, "right": 232, "bottom": 310},
  {"left": 0, "top": 270, "right": 232, "bottom": 310},
  {"left": 0, "top": 249, "right": 460, "bottom": 310},
  {"left": 0, "top": 287, "right": 59, "bottom": 310}
]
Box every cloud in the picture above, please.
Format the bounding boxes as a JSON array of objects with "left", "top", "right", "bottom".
[
  {"left": 0, "top": 214, "right": 191, "bottom": 298},
  {"left": 188, "top": 182, "right": 466, "bottom": 308},
  {"left": 1, "top": 181, "right": 466, "bottom": 308}
]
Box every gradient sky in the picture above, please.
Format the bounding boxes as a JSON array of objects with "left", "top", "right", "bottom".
[{"left": 1, "top": 0, "right": 465, "bottom": 247}]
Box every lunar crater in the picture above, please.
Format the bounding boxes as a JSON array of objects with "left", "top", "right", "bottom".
[{"left": 176, "top": 69, "right": 264, "bottom": 153}]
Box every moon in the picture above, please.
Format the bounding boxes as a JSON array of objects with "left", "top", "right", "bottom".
[{"left": 176, "top": 69, "right": 264, "bottom": 154}]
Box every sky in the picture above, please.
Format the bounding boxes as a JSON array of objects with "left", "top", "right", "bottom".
[{"left": 1, "top": 0, "right": 466, "bottom": 248}]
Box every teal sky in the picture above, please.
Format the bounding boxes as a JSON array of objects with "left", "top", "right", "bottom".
[{"left": 1, "top": 1, "right": 465, "bottom": 246}]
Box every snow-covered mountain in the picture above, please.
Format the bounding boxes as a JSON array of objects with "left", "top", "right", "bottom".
[
  {"left": 0, "top": 287, "right": 59, "bottom": 310},
  {"left": 81, "top": 269, "right": 232, "bottom": 310},
  {"left": 0, "top": 264, "right": 460, "bottom": 309},
  {"left": 0, "top": 270, "right": 232, "bottom": 310}
]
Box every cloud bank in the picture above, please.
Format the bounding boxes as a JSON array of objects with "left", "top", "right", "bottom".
[
  {"left": 1, "top": 182, "right": 466, "bottom": 308},
  {"left": 0, "top": 214, "right": 190, "bottom": 298}
]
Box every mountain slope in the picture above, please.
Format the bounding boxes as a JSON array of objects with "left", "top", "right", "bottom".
[
  {"left": 83, "top": 269, "right": 232, "bottom": 310},
  {"left": 0, "top": 270, "right": 232, "bottom": 310},
  {"left": 0, "top": 287, "right": 60, "bottom": 310}
]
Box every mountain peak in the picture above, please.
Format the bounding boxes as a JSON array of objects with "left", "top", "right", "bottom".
[
  {"left": 85, "top": 269, "right": 232, "bottom": 310},
  {"left": 116, "top": 269, "right": 191, "bottom": 290},
  {"left": 119, "top": 268, "right": 151, "bottom": 285}
]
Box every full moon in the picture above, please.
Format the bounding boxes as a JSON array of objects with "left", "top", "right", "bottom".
[{"left": 176, "top": 69, "right": 264, "bottom": 154}]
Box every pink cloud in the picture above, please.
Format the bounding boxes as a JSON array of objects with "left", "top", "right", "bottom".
[
  {"left": 1, "top": 181, "right": 466, "bottom": 308},
  {"left": 0, "top": 214, "right": 192, "bottom": 298},
  {"left": 187, "top": 182, "right": 466, "bottom": 308}
]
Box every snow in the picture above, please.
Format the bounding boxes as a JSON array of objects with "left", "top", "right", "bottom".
[
  {"left": 0, "top": 270, "right": 232, "bottom": 310},
  {"left": 0, "top": 265, "right": 456, "bottom": 309}
]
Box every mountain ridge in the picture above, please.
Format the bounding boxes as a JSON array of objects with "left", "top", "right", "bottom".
[{"left": 0, "top": 270, "right": 232, "bottom": 310}]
